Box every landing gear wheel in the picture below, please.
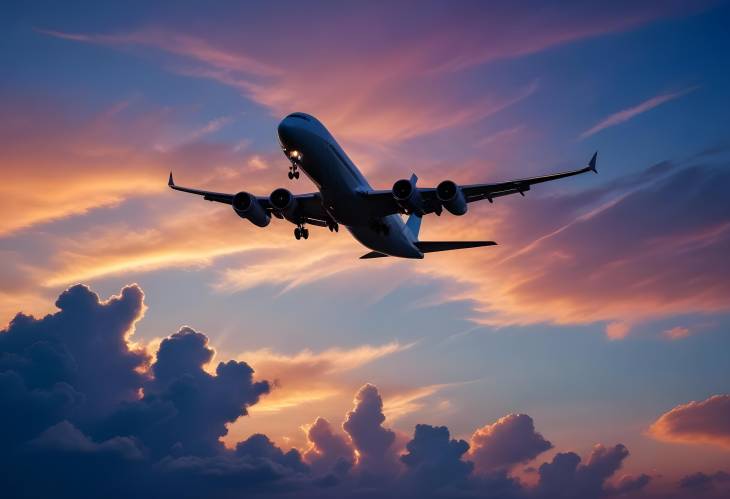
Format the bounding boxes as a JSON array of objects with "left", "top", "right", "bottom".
[
  {"left": 302, "top": 228, "right": 309, "bottom": 239},
  {"left": 288, "top": 171, "right": 294, "bottom": 180},
  {"left": 293, "top": 170, "right": 300, "bottom": 179},
  {"left": 294, "top": 227, "right": 301, "bottom": 240}
]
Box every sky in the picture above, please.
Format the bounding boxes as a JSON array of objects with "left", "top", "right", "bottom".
[{"left": 1, "top": 1, "right": 729, "bottom": 498}]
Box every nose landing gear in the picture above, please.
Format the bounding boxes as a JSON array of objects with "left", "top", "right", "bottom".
[
  {"left": 288, "top": 163, "right": 300, "bottom": 180},
  {"left": 294, "top": 224, "right": 309, "bottom": 240}
]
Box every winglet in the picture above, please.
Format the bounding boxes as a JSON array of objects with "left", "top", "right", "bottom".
[
  {"left": 168, "top": 171, "right": 175, "bottom": 187},
  {"left": 409, "top": 173, "right": 418, "bottom": 185},
  {"left": 588, "top": 151, "right": 598, "bottom": 173}
]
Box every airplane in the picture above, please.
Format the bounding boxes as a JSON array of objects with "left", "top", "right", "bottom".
[{"left": 169, "top": 112, "right": 598, "bottom": 259}]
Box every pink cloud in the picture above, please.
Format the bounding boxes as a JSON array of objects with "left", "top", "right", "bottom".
[
  {"left": 663, "top": 326, "right": 691, "bottom": 340},
  {"left": 650, "top": 395, "right": 730, "bottom": 448}
]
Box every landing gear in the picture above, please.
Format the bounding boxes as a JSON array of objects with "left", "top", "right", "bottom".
[
  {"left": 288, "top": 163, "right": 300, "bottom": 180},
  {"left": 294, "top": 224, "right": 309, "bottom": 240},
  {"left": 327, "top": 220, "right": 339, "bottom": 232}
]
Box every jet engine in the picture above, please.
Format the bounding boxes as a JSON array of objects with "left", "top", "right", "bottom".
[
  {"left": 392, "top": 178, "right": 424, "bottom": 215},
  {"left": 232, "top": 191, "right": 271, "bottom": 227},
  {"left": 269, "top": 188, "right": 298, "bottom": 219},
  {"left": 436, "top": 180, "right": 467, "bottom": 215}
]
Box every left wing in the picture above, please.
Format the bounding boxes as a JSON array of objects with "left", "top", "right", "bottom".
[
  {"left": 168, "top": 173, "right": 330, "bottom": 225},
  {"left": 361, "top": 152, "right": 598, "bottom": 217}
]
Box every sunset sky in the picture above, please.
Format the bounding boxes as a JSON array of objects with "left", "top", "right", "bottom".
[{"left": 2, "top": 1, "right": 729, "bottom": 498}]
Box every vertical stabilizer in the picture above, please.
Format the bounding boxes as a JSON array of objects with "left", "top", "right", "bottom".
[
  {"left": 406, "top": 213, "right": 422, "bottom": 238},
  {"left": 405, "top": 173, "right": 422, "bottom": 238}
]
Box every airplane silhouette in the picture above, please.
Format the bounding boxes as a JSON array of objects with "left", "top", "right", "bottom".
[{"left": 170, "top": 113, "right": 597, "bottom": 258}]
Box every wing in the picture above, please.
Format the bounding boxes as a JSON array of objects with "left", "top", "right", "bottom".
[
  {"left": 168, "top": 172, "right": 329, "bottom": 224},
  {"left": 361, "top": 152, "right": 598, "bottom": 217}
]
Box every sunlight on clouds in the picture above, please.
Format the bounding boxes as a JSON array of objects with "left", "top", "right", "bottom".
[{"left": 222, "top": 341, "right": 412, "bottom": 448}]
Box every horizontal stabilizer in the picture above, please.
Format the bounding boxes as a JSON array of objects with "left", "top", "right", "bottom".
[
  {"left": 415, "top": 241, "right": 497, "bottom": 253},
  {"left": 360, "top": 250, "right": 389, "bottom": 259}
]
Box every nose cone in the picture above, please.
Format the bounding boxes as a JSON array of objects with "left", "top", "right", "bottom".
[{"left": 277, "top": 118, "right": 296, "bottom": 146}]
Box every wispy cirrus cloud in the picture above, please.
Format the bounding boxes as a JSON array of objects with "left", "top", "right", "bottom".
[
  {"left": 580, "top": 87, "right": 697, "bottom": 139},
  {"left": 38, "top": 2, "right": 696, "bottom": 145}
]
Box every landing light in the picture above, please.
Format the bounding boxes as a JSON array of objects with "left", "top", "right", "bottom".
[{"left": 289, "top": 150, "right": 302, "bottom": 160}]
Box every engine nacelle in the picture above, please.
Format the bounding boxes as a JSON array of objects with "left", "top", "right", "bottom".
[
  {"left": 269, "top": 188, "right": 298, "bottom": 219},
  {"left": 392, "top": 178, "right": 424, "bottom": 215},
  {"left": 436, "top": 180, "right": 467, "bottom": 216},
  {"left": 232, "top": 192, "right": 270, "bottom": 227}
]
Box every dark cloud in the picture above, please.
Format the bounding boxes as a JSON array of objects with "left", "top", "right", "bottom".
[
  {"left": 679, "top": 471, "right": 730, "bottom": 492},
  {"left": 342, "top": 383, "right": 398, "bottom": 475},
  {"left": 0, "top": 283, "right": 720, "bottom": 499},
  {"left": 469, "top": 413, "right": 552, "bottom": 473},
  {"left": 0, "top": 284, "right": 147, "bottom": 447},
  {"left": 650, "top": 395, "right": 730, "bottom": 448},
  {"left": 606, "top": 474, "right": 652, "bottom": 496},
  {"left": 401, "top": 424, "right": 474, "bottom": 490},
  {"left": 100, "top": 327, "right": 270, "bottom": 457},
  {"left": 303, "top": 417, "right": 355, "bottom": 476},
  {"left": 536, "top": 444, "right": 629, "bottom": 499},
  {"left": 236, "top": 433, "right": 309, "bottom": 473}
]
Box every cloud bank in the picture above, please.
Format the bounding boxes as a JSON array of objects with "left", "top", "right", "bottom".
[{"left": 1, "top": 283, "right": 724, "bottom": 498}]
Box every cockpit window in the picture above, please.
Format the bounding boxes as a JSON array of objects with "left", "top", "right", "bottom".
[{"left": 289, "top": 113, "right": 311, "bottom": 122}]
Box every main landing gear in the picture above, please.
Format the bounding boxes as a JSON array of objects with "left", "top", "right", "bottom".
[
  {"left": 294, "top": 224, "right": 309, "bottom": 240},
  {"left": 287, "top": 163, "right": 300, "bottom": 180}
]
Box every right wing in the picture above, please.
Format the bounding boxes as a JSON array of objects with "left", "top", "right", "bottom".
[
  {"left": 457, "top": 152, "right": 598, "bottom": 203},
  {"left": 168, "top": 173, "right": 330, "bottom": 225},
  {"left": 360, "top": 152, "right": 598, "bottom": 217}
]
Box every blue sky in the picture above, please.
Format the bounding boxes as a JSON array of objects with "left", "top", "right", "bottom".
[{"left": 2, "top": 2, "right": 729, "bottom": 495}]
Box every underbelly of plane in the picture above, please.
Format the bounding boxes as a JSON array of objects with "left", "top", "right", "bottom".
[{"left": 347, "top": 218, "right": 423, "bottom": 259}]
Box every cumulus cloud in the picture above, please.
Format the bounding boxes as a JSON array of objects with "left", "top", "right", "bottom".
[
  {"left": 535, "top": 444, "right": 631, "bottom": 499},
  {"left": 0, "top": 282, "right": 720, "bottom": 498},
  {"left": 401, "top": 424, "right": 473, "bottom": 490},
  {"left": 678, "top": 470, "right": 730, "bottom": 492},
  {"left": 342, "top": 383, "right": 398, "bottom": 475},
  {"left": 101, "top": 326, "right": 270, "bottom": 457},
  {"left": 649, "top": 395, "right": 730, "bottom": 448},
  {"left": 469, "top": 413, "right": 553, "bottom": 473},
  {"left": 303, "top": 417, "right": 355, "bottom": 476}
]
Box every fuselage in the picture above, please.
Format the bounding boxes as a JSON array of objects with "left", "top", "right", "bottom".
[{"left": 277, "top": 113, "right": 423, "bottom": 258}]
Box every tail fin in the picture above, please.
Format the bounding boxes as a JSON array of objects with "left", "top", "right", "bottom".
[
  {"left": 405, "top": 172, "right": 422, "bottom": 238},
  {"left": 406, "top": 213, "right": 422, "bottom": 238}
]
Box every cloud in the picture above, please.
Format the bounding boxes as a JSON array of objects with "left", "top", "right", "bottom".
[
  {"left": 342, "top": 383, "right": 398, "bottom": 475},
  {"left": 233, "top": 341, "right": 411, "bottom": 418},
  {"left": 678, "top": 470, "right": 730, "bottom": 492},
  {"left": 303, "top": 417, "right": 355, "bottom": 476},
  {"left": 416, "top": 162, "right": 730, "bottom": 335},
  {"left": 469, "top": 413, "right": 553, "bottom": 473},
  {"left": 38, "top": 2, "right": 696, "bottom": 146},
  {"left": 649, "top": 395, "right": 730, "bottom": 448},
  {"left": 101, "top": 326, "right": 270, "bottom": 457},
  {"left": 663, "top": 326, "right": 691, "bottom": 340},
  {"left": 401, "top": 424, "right": 474, "bottom": 490},
  {"left": 1, "top": 282, "right": 724, "bottom": 498},
  {"left": 580, "top": 88, "right": 697, "bottom": 138},
  {"left": 535, "top": 444, "right": 631, "bottom": 499}
]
